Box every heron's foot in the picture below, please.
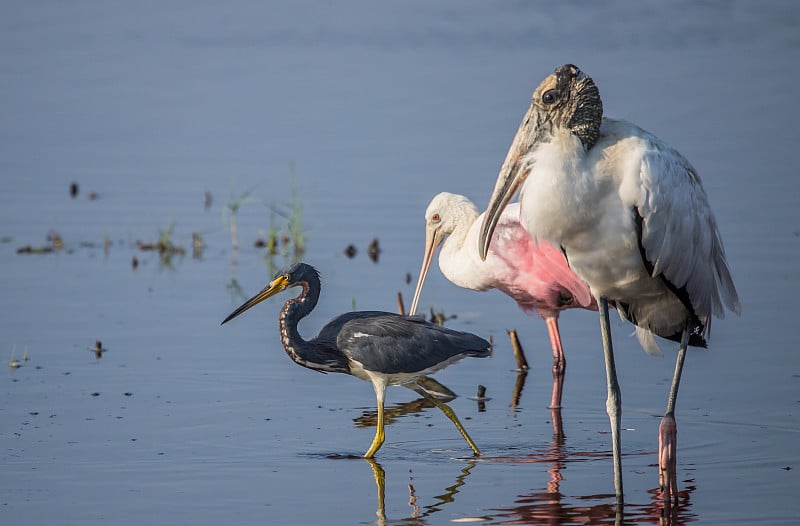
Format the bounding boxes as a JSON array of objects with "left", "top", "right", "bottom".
[
  {"left": 364, "top": 428, "right": 385, "bottom": 459},
  {"left": 658, "top": 413, "right": 678, "bottom": 502},
  {"left": 416, "top": 388, "right": 481, "bottom": 456},
  {"left": 433, "top": 397, "right": 481, "bottom": 457},
  {"left": 364, "top": 410, "right": 386, "bottom": 459}
]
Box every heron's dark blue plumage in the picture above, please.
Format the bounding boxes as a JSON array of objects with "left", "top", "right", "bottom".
[
  {"left": 334, "top": 313, "right": 490, "bottom": 376},
  {"left": 221, "top": 261, "right": 490, "bottom": 457}
]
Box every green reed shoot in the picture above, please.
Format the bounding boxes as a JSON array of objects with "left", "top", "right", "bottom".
[
  {"left": 223, "top": 182, "right": 256, "bottom": 254},
  {"left": 287, "top": 167, "right": 305, "bottom": 256}
]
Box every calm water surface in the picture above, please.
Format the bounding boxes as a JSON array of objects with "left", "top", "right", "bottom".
[{"left": 1, "top": 1, "right": 798, "bottom": 524}]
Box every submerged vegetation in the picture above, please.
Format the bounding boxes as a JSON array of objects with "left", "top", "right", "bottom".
[
  {"left": 14, "top": 169, "right": 310, "bottom": 271},
  {"left": 8, "top": 345, "right": 28, "bottom": 370},
  {"left": 222, "top": 181, "right": 257, "bottom": 258},
  {"left": 16, "top": 230, "right": 63, "bottom": 254},
  {"left": 136, "top": 221, "right": 186, "bottom": 267},
  {"left": 11, "top": 169, "right": 430, "bottom": 324},
  {"left": 286, "top": 167, "right": 305, "bottom": 255},
  {"left": 258, "top": 167, "right": 305, "bottom": 262}
]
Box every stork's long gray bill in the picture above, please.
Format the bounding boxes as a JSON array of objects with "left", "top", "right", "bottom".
[{"left": 478, "top": 104, "right": 539, "bottom": 260}]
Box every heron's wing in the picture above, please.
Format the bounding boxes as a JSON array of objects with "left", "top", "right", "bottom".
[
  {"left": 315, "top": 311, "right": 386, "bottom": 342},
  {"left": 632, "top": 145, "right": 741, "bottom": 330},
  {"left": 337, "top": 314, "right": 490, "bottom": 375}
]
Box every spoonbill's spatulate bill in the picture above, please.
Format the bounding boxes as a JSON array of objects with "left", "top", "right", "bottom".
[
  {"left": 221, "top": 262, "right": 491, "bottom": 458},
  {"left": 410, "top": 192, "right": 596, "bottom": 409},
  {"left": 478, "top": 64, "right": 740, "bottom": 502}
]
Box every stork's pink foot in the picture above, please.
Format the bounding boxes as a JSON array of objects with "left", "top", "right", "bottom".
[{"left": 658, "top": 413, "right": 678, "bottom": 501}]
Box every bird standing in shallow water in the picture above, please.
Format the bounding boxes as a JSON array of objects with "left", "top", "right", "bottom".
[
  {"left": 409, "top": 192, "right": 596, "bottom": 409},
  {"left": 478, "top": 64, "right": 740, "bottom": 502},
  {"left": 221, "top": 262, "right": 491, "bottom": 458}
]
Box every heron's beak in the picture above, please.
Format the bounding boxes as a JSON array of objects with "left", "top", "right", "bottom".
[
  {"left": 408, "top": 225, "right": 444, "bottom": 316},
  {"left": 221, "top": 275, "right": 290, "bottom": 325},
  {"left": 479, "top": 104, "right": 539, "bottom": 260}
]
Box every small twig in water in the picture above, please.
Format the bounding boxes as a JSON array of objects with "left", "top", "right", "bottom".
[{"left": 508, "top": 329, "right": 529, "bottom": 371}]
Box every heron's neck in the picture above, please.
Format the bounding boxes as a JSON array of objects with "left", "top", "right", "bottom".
[{"left": 277, "top": 283, "right": 349, "bottom": 374}]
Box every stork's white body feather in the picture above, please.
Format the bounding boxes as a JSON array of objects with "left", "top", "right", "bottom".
[
  {"left": 519, "top": 118, "right": 739, "bottom": 351},
  {"left": 478, "top": 63, "right": 741, "bottom": 501}
]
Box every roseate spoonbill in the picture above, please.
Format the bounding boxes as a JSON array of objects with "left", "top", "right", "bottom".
[
  {"left": 409, "top": 191, "right": 596, "bottom": 409},
  {"left": 478, "top": 64, "right": 740, "bottom": 501},
  {"left": 221, "top": 262, "right": 491, "bottom": 458}
]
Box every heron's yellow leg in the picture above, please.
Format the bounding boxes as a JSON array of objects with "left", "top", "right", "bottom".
[
  {"left": 364, "top": 386, "right": 386, "bottom": 458},
  {"left": 415, "top": 387, "right": 481, "bottom": 456}
]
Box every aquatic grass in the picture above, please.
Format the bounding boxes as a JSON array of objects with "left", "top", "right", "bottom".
[
  {"left": 287, "top": 166, "right": 305, "bottom": 256},
  {"left": 257, "top": 207, "right": 280, "bottom": 256},
  {"left": 156, "top": 222, "right": 186, "bottom": 267},
  {"left": 223, "top": 181, "right": 257, "bottom": 261},
  {"left": 8, "top": 345, "right": 27, "bottom": 369},
  {"left": 262, "top": 166, "right": 307, "bottom": 264},
  {"left": 136, "top": 221, "right": 186, "bottom": 267}
]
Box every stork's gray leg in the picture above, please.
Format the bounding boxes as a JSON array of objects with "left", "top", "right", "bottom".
[
  {"left": 659, "top": 324, "right": 690, "bottom": 502},
  {"left": 599, "top": 297, "right": 624, "bottom": 503}
]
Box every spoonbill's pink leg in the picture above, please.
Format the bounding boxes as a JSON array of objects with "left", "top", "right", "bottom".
[{"left": 544, "top": 315, "right": 566, "bottom": 409}]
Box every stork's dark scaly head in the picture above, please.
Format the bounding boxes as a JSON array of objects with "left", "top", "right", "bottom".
[
  {"left": 532, "top": 64, "right": 603, "bottom": 150},
  {"left": 478, "top": 65, "right": 602, "bottom": 260}
]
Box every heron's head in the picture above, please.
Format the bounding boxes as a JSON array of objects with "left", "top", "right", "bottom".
[
  {"left": 221, "top": 262, "right": 320, "bottom": 324},
  {"left": 478, "top": 64, "right": 602, "bottom": 260}
]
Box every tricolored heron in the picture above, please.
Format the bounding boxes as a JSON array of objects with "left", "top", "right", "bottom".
[
  {"left": 478, "top": 64, "right": 740, "bottom": 501},
  {"left": 221, "top": 262, "right": 491, "bottom": 458},
  {"left": 409, "top": 192, "right": 596, "bottom": 409}
]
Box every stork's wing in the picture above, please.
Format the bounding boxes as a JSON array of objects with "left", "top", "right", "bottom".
[{"left": 635, "top": 146, "right": 741, "bottom": 333}]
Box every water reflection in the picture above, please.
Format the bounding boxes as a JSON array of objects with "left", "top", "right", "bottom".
[
  {"left": 353, "top": 377, "right": 457, "bottom": 429},
  {"left": 509, "top": 370, "right": 563, "bottom": 439},
  {"left": 366, "top": 458, "right": 478, "bottom": 525},
  {"left": 489, "top": 483, "right": 697, "bottom": 525},
  {"left": 484, "top": 444, "right": 697, "bottom": 525},
  {"left": 353, "top": 378, "right": 694, "bottom": 525},
  {"left": 490, "top": 366, "right": 697, "bottom": 525},
  {"left": 225, "top": 275, "right": 249, "bottom": 305},
  {"left": 364, "top": 454, "right": 697, "bottom": 525},
  {"left": 354, "top": 396, "right": 443, "bottom": 430},
  {"left": 510, "top": 370, "right": 528, "bottom": 410}
]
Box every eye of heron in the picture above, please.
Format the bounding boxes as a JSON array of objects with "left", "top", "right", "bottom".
[{"left": 542, "top": 89, "right": 559, "bottom": 105}]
